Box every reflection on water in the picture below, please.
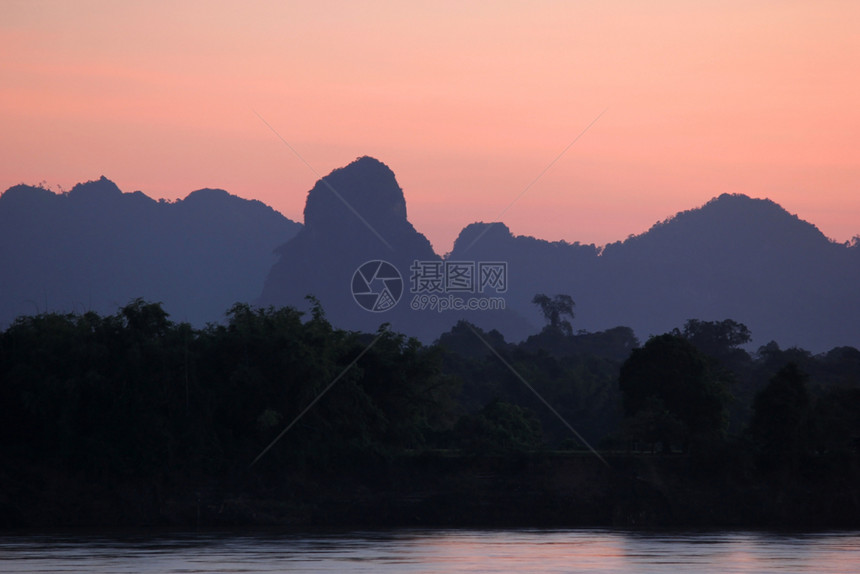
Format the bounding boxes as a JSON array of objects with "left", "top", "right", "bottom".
[{"left": 0, "top": 529, "right": 858, "bottom": 573}]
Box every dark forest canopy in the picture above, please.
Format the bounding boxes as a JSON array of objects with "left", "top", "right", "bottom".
[
  {"left": 1, "top": 300, "right": 860, "bottom": 529},
  {"left": 1, "top": 300, "right": 858, "bottom": 469}
]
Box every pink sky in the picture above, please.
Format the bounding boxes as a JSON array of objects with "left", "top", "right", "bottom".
[{"left": 2, "top": 1, "right": 859, "bottom": 253}]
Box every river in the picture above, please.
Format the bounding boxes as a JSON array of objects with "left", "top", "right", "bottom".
[{"left": 1, "top": 529, "right": 858, "bottom": 573}]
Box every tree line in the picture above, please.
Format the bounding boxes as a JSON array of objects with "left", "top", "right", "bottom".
[{"left": 1, "top": 296, "right": 859, "bottom": 482}]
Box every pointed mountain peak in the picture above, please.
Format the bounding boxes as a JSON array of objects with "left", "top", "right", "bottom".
[{"left": 303, "top": 156, "right": 407, "bottom": 231}]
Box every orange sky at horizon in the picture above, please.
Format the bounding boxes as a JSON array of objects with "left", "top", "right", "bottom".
[{"left": 2, "top": 1, "right": 859, "bottom": 254}]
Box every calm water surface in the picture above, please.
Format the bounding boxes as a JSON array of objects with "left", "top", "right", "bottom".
[{"left": 1, "top": 529, "right": 858, "bottom": 573}]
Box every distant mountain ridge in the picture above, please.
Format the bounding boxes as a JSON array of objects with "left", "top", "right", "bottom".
[
  {"left": 449, "top": 193, "right": 860, "bottom": 352},
  {"left": 258, "top": 157, "right": 858, "bottom": 352},
  {"left": 0, "top": 176, "right": 301, "bottom": 326},
  {"left": 2, "top": 162, "right": 858, "bottom": 352}
]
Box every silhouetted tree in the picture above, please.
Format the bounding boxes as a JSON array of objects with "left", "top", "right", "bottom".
[
  {"left": 436, "top": 320, "right": 506, "bottom": 360},
  {"left": 532, "top": 294, "right": 575, "bottom": 336},
  {"left": 676, "top": 319, "right": 754, "bottom": 434},
  {"left": 682, "top": 319, "right": 750, "bottom": 352},
  {"left": 748, "top": 362, "right": 811, "bottom": 469},
  {"left": 619, "top": 333, "right": 729, "bottom": 451},
  {"left": 120, "top": 297, "right": 171, "bottom": 338}
]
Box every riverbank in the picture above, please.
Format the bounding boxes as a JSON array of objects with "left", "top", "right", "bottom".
[{"left": 2, "top": 451, "right": 859, "bottom": 530}]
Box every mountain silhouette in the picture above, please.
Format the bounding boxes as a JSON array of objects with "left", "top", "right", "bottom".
[
  {"left": 449, "top": 194, "right": 859, "bottom": 352},
  {"left": 3, "top": 164, "right": 857, "bottom": 352},
  {"left": 592, "top": 194, "right": 860, "bottom": 352},
  {"left": 450, "top": 221, "right": 600, "bottom": 332},
  {"left": 0, "top": 176, "right": 300, "bottom": 326},
  {"left": 257, "top": 157, "right": 530, "bottom": 339},
  {"left": 258, "top": 157, "right": 434, "bottom": 330}
]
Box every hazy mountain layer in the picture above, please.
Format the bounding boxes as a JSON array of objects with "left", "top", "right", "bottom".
[
  {"left": 449, "top": 194, "right": 860, "bottom": 352},
  {"left": 0, "top": 177, "right": 301, "bottom": 326},
  {"left": 4, "top": 162, "right": 857, "bottom": 352}
]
